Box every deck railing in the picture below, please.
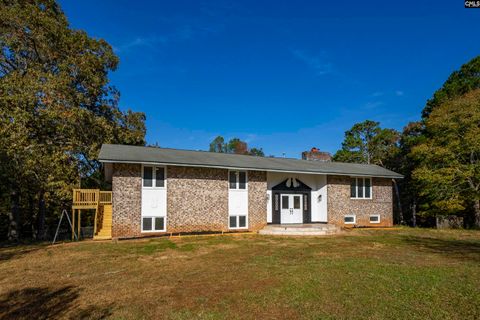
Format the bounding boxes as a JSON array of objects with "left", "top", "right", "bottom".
[
  {"left": 99, "top": 191, "right": 112, "bottom": 204},
  {"left": 73, "top": 189, "right": 112, "bottom": 207}
]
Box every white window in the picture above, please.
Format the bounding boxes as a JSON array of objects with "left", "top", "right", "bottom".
[
  {"left": 143, "top": 166, "right": 165, "bottom": 188},
  {"left": 350, "top": 177, "right": 372, "bottom": 199},
  {"left": 141, "top": 165, "right": 167, "bottom": 233},
  {"left": 142, "top": 216, "right": 166, "bottom": 232},
  {"left": 228, "top": 170, "right": 248, "bottom": 229},
  {"left": 229, "top": 215, "right": 247, "bottom": 229},
  {"left": 229, "top": 170, "right": 247, "bottom": 190},
  {"left": 344, "top": 215, "right": 356, "bottom": 224},
  {"left": 369, "top": 214, "right": 381, "bottom": 224}
]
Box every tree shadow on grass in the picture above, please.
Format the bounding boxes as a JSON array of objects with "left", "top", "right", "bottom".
[
  {"left": 0, "top": 241, "right": 53, "bottom": 262},
  {"left": 402, "top": 236, "right": 480, "bottom": 263},
  {"left": 0, "top": 286, "right": 113, "bottom": 320},
  {"left": 0, "top": 247, "right": 43, "bottom": 262}
]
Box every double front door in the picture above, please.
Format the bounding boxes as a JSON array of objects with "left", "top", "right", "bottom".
[{"left": 280, "top": 194, "right": 303, "bottom": 224}]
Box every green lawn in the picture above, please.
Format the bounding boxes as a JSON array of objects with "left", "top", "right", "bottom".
[{"left": 1, "top": 228, "right": 479, "bottom": 319}]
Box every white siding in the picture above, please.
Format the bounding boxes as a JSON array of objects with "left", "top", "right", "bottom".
[
  {"left": 266, "top": 172, "right": 328, "bottom": 223},
  {"left": 228, "top": 190, "right": 248, "bottom": 216},
  {"left": 228, "top": 170, "right": 248, "bottom": 217},
  {"left": 141, "top": 165, "right": 167, "bottom": 218},
  {"left": 141, "top": 188, "right": 167, "bottom": 217}
]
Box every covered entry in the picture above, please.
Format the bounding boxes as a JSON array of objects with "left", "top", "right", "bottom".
[{"left": 272, "top": 178, "right": 311, "bottom": 224}]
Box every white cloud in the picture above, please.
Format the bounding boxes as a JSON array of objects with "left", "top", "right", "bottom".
[
  {"left": 291, "top": 49, "right": 332, "bottom": 76},
  {"left": 113, "top": 23, "right": 219, "bottom": 53},
  {"left": 364, "top": 101, "right": 383, "bottom": 109},
  {"left": 113, "top": 36, "right": 168, "bottom": 53},
  {"left": 395, "top": 90, "right": 404, "bottom": 96}
]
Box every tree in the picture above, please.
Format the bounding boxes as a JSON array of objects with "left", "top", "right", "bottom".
[
  {"left": 208, "top": 136, "right": 264, "bottom": 156},
  {"left": 227, "top": 138, "right": 248, "bottom": 154},
  {"left": 248, "top": 147, "right": 265, "bottom": 157},
  {"left": 389, "top": 121, "right": 426, "bottom": 226},
  {"left": 209, "top": 136, "right": 226, "bottom": 153},
  {"left": 0, "top": 0, "right": 146, "bottom": 240},
  {"left": 423, "top": 56, "right": 480, "bottom": 118},
  {"left": 412, "top": 89, "right": 480, "bottom": 227},
  {"left": 333, "top": 120, "right": 400, "bottom": 166}
]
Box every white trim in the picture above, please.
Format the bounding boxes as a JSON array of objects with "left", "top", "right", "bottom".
[
  {"left": 369, "top": 214, "right": 381, "bottom": 224},
  {"left": 141, "top": 165, "right": 167, "bottom": 233},
  {"left": 350, "top": 177, "right": 372, "bottom": 200},
  {"left": 228, "top": 170, "right": 248, "bottom": 190},
  {"left": 100, "top": 160, "right": 402, "bottom": 179},
  {"left": 142, "top": 164, "right": 167, "bottom": 189},
  {"left": 344, "top": 214, "right": 356, "bottom": 224},
  {"left": 228, "top": 215, "right": 248, "bottom": 230},
  {"left": 228, "top": 170, "right": 249, "bottom": 230},
  {"left": 141, "top": 216, "right": 167, "bottom": 232},
  {"left": 280, "top": 193, "right": 303, "bottom": 224}
]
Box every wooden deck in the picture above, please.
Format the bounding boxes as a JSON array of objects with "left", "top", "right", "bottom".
[
  {"left": 72, "top": 189, "right": 112, "bottom": 209},
  {"left": 72, "top": 189, "right": 112, "bottom": 240}
]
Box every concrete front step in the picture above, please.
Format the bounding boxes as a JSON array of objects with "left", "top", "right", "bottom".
[
  {"left": 259, "top": 230, "right": 337, "bottom": 236},
  {"left": 259, "top": 224, "right": 341, "bottom": 236}
]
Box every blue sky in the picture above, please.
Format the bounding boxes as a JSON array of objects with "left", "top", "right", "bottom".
[{"left": 60, "top": 0, "right": 480, "bottom": 158}]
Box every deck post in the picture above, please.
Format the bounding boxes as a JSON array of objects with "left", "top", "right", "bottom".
[
  {"left": 72, "top": 208, "right": 75, "bottom": 241},
  {"left": 93, "top": 190, "right": 100, "bottom": 237},
  {"left": 78, "top": 210, "right": 81, "bottom": 240},
  {"left": 93, "top": 206, "right": 98, "bottom": 236}
]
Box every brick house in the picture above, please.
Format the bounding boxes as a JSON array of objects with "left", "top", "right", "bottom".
[{"left": 99, "top": 144, "right": 402, "bottom": 239}]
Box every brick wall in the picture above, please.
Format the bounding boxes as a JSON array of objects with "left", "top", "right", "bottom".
[
  {"left": 111, "top": 163, "right": 142, "bottom": 238},
  {"left": 247, "top": 171, "right": 268, "bottom": 231},
  {"left": 327, "top": 175, "right": 393, "bottom": 227},
  {"left": 111, "top": 164, "right": 268, "bottom": 238},
  {"left": 166, "top": 167, "right": 268, "bottom": 233},
  {"left": 111, "top": 165, "right": 393, "bottom": 237},
  {"left": 167, "top": 166, "right": 229, "bottom": 233}
]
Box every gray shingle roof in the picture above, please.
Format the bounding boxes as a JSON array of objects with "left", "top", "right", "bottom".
[{"left": 98, "top": 144, "right": 403, "bottom": 179}]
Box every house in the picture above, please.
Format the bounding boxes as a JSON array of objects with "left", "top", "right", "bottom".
[{"left": 98, "top": 144, "right": 402, "bottom": 239}]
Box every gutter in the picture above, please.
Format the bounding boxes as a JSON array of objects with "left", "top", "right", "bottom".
[{"left": 99, "top": 159, "right": 404, "bottom": 179}]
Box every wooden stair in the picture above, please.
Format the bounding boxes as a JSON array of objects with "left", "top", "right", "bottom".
[{"left": 94, "top": 204, "right": 112, "bottom": 240}]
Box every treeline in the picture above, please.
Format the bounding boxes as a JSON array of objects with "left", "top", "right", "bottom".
[
  {"left": 333, "top": 57, "right": 480, "bottom": 228},
  {"left": 0, "top": 1, "right": 146, "bottom": 240},
  {"left": 207, "top": 57, "right": 480, "bottom": 228},
  {"left": 209, "top": 136, "right": 265, "bottom": 156}
]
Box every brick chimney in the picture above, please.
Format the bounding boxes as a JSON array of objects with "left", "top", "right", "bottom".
[{"left": 301, "top": 147, "right": 332, "bottom": 162}]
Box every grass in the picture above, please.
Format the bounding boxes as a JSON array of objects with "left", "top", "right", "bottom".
[{"left": 0, "top": 228, "right": 479, "bottom": 319}]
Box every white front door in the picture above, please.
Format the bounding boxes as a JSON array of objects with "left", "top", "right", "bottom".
[{"left": 280, "top": 194, "right": 303, "bottom": 224}]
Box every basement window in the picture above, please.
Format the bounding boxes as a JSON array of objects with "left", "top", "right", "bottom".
[
  {"left": 350, "top": 177, "right": 372, "bottom": 199},
  {"left": 142, "top": 217, "right": 165, "bottom": 232},
  {"left": 369, "top": 215, "right": 380, "bottom": 224},
  {"left": 344, "top": 215, "right": 356, "bottom": 224},
  {"left": 229, "top": 215, "right": 247, "bottom": 229}
]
